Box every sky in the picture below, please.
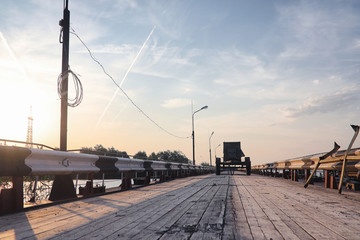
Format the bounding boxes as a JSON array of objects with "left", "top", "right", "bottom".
[{"left": 0, "top": 0, "right": 360, "bottom": 165}]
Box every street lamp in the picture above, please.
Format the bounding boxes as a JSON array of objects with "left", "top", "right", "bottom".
[
  {"left": 192, "top": 105, "right": 208, "bottom": 165},
  {"left": 209, "top": 131, "right": 214, "bottom": 166}
]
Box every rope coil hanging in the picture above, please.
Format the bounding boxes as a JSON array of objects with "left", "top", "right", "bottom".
[{"left": 57, "top": 69, "right": 83, "bottom": 107}]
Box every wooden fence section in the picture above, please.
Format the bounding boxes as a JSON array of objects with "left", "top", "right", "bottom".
[{"left": 1, "top": 174, "right": 360, "bottom": 239}]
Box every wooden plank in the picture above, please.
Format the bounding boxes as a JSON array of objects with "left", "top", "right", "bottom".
[
  {"left": 158, "top": 187, "right": 220, "bottom": 239},
  {"left": 129, "top": 176, "right": 225, "bottom": 240},
  {"left": 239, "top": 176, "right": 347, "bottom": 239},
  {"left": 189, "top": 181, "right": 229, "bottom": 239},
  {"left": 246, "top": 177, "right": 360, "bottom": 239},
  {"left": 55, "top": 175, "right": 216, "bottom": 239},
  {"left": 235, "top": 176, "right": 308, "bottom": 240},
  {"left": 158, "top": 176, "right": 229, "bottom": 239},
  {"left": 222, "top": 177, "right": 253, "bottom": 240},
  {"left": 106, "top": 182, "right": 215, "bottom": 239},
  {"left": 0, "top": 175, "right": 210, "bottom": 239},
  {"left": 234, "top": 176, "right": 283, "bottom": 240},
  {"left": 2, "top": 173, "right": 360, "bottom": 239}
]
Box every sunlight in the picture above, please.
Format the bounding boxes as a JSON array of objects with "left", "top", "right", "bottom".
[{"left": 0, "top": 32, "right": 58, "bottom": 145}]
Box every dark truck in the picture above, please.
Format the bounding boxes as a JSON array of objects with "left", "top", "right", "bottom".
[{"left": 216, "top": 142, "right": 251, "bottom": 175}]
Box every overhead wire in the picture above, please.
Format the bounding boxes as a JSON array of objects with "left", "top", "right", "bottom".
[{"left": 70, "top": 28, "right": 190, "bottom": 139}]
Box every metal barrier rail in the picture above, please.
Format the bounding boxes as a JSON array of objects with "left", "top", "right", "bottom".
[
  {"left": 0, "top": 145, "right": 211, "bottom": 176},
  {"left": 252, "top": 146, "right": 360, "bottom": 195},
  {"left": 0, "top": 145, "right": 214, "bottom": 214},
  {"left": 252, "top": 148, "right": 360, "bottom": 171}
]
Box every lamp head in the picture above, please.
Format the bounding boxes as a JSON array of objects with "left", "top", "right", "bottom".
[{"left": 201, "top": 105, "right": 208, "bottom": 110}]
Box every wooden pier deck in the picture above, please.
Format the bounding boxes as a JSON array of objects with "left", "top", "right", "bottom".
[{"left": 1, "top": 174, "right": 360, "bottom": 239}]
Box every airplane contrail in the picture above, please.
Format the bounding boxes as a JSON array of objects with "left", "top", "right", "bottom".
[
  {"left": 96, "top": 26, "right": 156, "bottom": 128},
  {"left": 0, "top": 32, "right": 30, "bottom": 84}
]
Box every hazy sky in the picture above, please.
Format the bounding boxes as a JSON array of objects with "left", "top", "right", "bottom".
[{"left": 0, "top": 0, "right": 359, "bottom": 165}]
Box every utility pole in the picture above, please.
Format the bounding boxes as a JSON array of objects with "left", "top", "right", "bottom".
[
  {"left": 49, "top": 0, "right": 76, "bottom": 201},
  {"left": 60, "top": 0, "right": 70, "bottom": 151}
]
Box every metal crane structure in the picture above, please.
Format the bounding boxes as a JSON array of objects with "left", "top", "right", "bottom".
[{"left": 26, "top": 106, "right": 33, "bottom": 148}]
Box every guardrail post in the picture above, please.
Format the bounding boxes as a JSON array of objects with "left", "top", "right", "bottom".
[
  {"left": 283, "top": 170, "right": 288, "bottom": 179},
  {"left": 121, "top": 172, "right": 132, "bottom": 190},
  {"left": 159, "top": 171, "right": 165, "bottom": 182},
  {"left": 145, "top": 171, "right": 150, "bottom": 185},
  {"left": 325, "top": 170, "right": 330, "bottom": 188},
  {"left": 79, "top": 173, "right": 93, "bottom": 196},
  {"left": 290, "top": 170, "right": 298, "bottom": 181},
  {"left": 13, "top": 176, "right": 23, "bottom": 211},
  {"left": 330, "top": 171, "right": 338, "bottom": 189},
  {"left": 0, "top": 176, "right": 24, "bottom": 214}
]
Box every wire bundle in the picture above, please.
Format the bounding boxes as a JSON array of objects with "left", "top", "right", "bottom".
[{"left": 57, "top": 69, "right": 83, "bottom": 107}]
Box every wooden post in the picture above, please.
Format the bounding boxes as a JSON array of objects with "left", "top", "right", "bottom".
[
  {"left": 330, "top": 171, "right": 338, "bottom": 189},
  {"left": 325, "top": 170, "right": 330, "bottom": 188}
]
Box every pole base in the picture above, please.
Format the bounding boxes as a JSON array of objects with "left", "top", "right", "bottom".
[{"left": 49, "top": 175, "right": 77, "bottom": 201}]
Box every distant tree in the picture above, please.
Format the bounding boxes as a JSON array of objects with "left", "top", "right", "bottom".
[
  {"left": 148, "top": 152, "right": 158, "bottom": 161},
  {"left": 200, "top": 162, "right": 210, "bottom": 166},
  {"left": 133, "top": 151, "right": 147, "bottom": 160},
  {"left": 81, "top": 145, "right": 129, "bottom": 158},
  {"left": 156, "top": 150, "right": 190, "bottom": 164},
  {"left": 94, "top": 144, "right": 107, "bottom": 153}
]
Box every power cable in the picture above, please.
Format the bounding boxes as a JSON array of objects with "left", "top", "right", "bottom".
[{"left": 70, "top": 28, "right": 190, "bottom": 139}]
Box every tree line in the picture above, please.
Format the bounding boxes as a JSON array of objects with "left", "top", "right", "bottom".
[{"left": 81, "top": 144, "right": 191, "bottom": 164}]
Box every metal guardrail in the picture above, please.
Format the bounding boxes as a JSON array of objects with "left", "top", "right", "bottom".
[
  {"left": 0, "top": 145, "right": 212, "bottom": 176},
  {"left": 0, "top": 145, "right": 214, "bottom": 214},
  {"left": 252, "top": 148, "right": 360, "bottom": 171}
]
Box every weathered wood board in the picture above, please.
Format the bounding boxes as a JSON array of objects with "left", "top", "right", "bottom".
[{"left": 1, "top": 174, "right": 360, "bottom": 239}]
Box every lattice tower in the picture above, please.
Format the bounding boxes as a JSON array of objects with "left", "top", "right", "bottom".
[{"left": 26, "top": 106, "right": 33, "bottom": 148}]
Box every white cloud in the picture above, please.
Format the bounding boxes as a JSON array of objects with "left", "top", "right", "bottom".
[
  {"left": 162, "top": 98, "right": 190, "bottom": 108},
  {"left": 276, "top": 1, "right": 360, "bottom": 58},
  {"left": 286, "top": 86, "right": 360, "bottom": 118}
]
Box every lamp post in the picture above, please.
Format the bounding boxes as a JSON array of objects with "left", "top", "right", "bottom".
[
  {"left": 192, "top": 105, "right": 208, "bottom": 165},
  {"left": 209, "top": 131, "right": 214, "bottom": 166}
]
